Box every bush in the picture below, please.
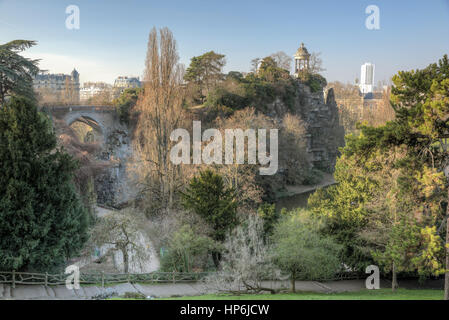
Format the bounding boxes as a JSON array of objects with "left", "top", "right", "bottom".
[
  {"left": 306, "top": 74, "right": 327, "bottom": 93},
  {"left": 204, "top": 86, "right": 248, "bottom": 110},
  {"left": 122, "top": 292, "right": 147, "bottom": 299},
  {"left": 205, "top": 215, "right": 279, "bottom": 294},
  {"left": 91, "top": 288, "right": 118, "bottom": 300},
  {"left": 160, "top": 225, "right": 213, "bottom": 272},
  {"left": 271, "top": 210, "right": 342, "bottom": 292},
  {"left": 302, "top": 168, "right": 324, "bottom": 185},
  {"left": 113, "top": 88, "right": 142, "bottom": 124}
]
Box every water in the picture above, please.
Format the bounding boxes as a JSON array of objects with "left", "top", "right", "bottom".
[{"left": 275, "top": 190, "right": 314, "bottom": 212}]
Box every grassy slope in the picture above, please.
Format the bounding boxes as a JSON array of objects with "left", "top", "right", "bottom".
[{"left": 160, "top": 289, "right": 444, "bottom": 300}]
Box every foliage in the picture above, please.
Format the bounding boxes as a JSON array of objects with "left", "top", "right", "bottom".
[
  {"left": 302, "top": 72, "right": 327, "bottom": 93},
  {"left": 0, "top": 97, "right": 89, "bottom": 271},
  {"left": 0, "top": 40, "right": 40, "bottom": 104},
  {"left": 160, "top": 225, "right": 213, "bottom": 272},
  {"left": 201, "top": 57, "right": 298, "bottom": 114},
  {"left": 257, "top": 203, "right": 278, "bottom": 237},
  {"left": 309, "top": 56, "right": 449, "bottom": 281},
  {"left": 271, "top": 210, "right": 341, "bottom": 292},
  {"left": 113, "top": 87, "right": 142, "bottom": 124},
  {"left": 184, "top": 51, "right": 226, "bottom": 103},
  {"left": 181, "top": 170, "right": 238, "bottom": 243}
]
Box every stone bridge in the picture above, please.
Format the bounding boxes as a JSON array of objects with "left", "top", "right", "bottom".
[
  {"left": 43, "top": 105, "right": 119, "bottom": 139},
  {"left": 43, "top": 105, "right": 136, "bottom": 208}
]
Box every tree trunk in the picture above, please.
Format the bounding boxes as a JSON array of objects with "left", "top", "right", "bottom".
[
  {"left": 290, "top": 271, "right": 296, "bottom": 293},
  {"left": 392, "top": 262, "right": 398, "bottom": 292},
  {"left": 121, "top": 247, "right": 129, "bottom": 274},
  {"left": 445, "top": 214, "right": 449, "bottom": 300},
  {"left": 212, "top": 251, "right": 221, "bottom": 269}
]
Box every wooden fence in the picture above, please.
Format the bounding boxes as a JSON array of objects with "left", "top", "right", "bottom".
[
  {"left": 0, "top": 270, "right": 363, "bottom": 288},
  {"left": 0, "top": 271, "right": 211, "bottom": 288}
]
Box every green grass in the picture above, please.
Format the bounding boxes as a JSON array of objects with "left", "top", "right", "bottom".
[{"left": 160, "top": 289, "right": 444, "bottom": 300}]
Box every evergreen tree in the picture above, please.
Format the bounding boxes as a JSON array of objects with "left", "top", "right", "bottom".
[
  {"left": 0, "top": 97, "right": 89, "bottom": 271},
  {"left": 181, "top": 169, "right": 238, "bottom": 267},
  {"left": 0, "top": 40, "right": 40, "bottom": 104}
]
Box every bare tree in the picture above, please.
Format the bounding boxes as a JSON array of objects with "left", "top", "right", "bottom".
[
  {"left": 309, "top": 52, "right": 326, "bottom": 74},
  {"left": 205, "top": 214, "right": 280, "bottom": 294},
  {"left": 89, "top": 209, "right": 149, "bottom": 273},
  {"left": 279, "top": 113, "right": 312, "bottom": 185},
  {"left": 270, "top": 51, "right": 292, "bottom": 72},
  {"left": 133, "top": 27, "right": 187, "bottom": 216}
]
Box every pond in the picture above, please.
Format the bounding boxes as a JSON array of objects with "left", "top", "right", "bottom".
[{"left": 275, "top": 190, "right": 315, "bottom": 212}]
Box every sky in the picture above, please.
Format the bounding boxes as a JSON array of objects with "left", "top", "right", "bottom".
[{"left": 1, "top": 0, "right": 448, "bottom": 85}]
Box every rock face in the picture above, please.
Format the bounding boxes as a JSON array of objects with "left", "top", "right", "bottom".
[
  {"left": 94, "top": 128, "right": 136, "bottom": 207},
  {"left": 267, "top": 81, "right": 345, "bottom": 172}
]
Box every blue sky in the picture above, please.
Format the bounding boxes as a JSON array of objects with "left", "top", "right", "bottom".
[{"left": 1, "top": 0, "right": 448, "bottom": 85}]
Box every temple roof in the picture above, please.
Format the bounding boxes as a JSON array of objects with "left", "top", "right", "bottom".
[{"left": 294, "top": 43, "right": 310, "bottom": 59}]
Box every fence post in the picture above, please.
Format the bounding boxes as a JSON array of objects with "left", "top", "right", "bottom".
[
  {"left": 12, "top": 270, "right": 15, "bottom": 289},
  {"left": 45, "top": 272, "right": 48, "bottom": 287},
  {"left": 127, "top": 272, "right": 130, "bottom": 283},
  {"left": 101, "top": 271, "right": 105, "bottom": 288},
  {"left": 172, "top": 271, "right": 175, "bottom": 284}
]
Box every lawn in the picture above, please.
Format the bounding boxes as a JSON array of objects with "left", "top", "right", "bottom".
[{"left": 160, "top": 289, "right": 444, "bottom": 300}]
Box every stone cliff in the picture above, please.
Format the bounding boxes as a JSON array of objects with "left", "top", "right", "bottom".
[{"left": 266, "top": 81, "right": 345, "bottom": 172}]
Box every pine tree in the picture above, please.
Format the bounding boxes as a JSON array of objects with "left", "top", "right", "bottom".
[
  {"left": 0, "top": 97, "right": 89, "bottom": 271},
  {"left": 181, "top": 170, "right": 238, "bottom": 267}
]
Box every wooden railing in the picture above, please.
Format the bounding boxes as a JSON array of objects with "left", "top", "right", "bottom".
[
  {"left": 0, "top": 271, "right": 211, "bottom": 288},
  {"left": 0, "top": 270, "right": 363, "bottom": 288}
]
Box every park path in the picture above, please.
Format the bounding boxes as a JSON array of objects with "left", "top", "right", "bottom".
[
  {"left": 0, "top": 280, "right": 369, "bottom": 300},
  {"left": 0, "top": 279, "right": 443, "bottom": 300}
]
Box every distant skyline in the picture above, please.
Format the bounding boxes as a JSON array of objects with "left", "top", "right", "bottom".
[{"left": 1, "top": 0, "right": 449, "bottom": 85}]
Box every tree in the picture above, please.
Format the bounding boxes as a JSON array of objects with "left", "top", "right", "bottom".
[
  {"left": 90, "top": 208, "right": 149, "bottom": 273},
  {"left": 206, "top": 214, "right": 279, "bottom": 294},
  {"left": 342, "top": 55, "right": 449, "bottom": 297},
  {"left": 257, "top": 56, "right": 290, "bottom": 82},
  {"left": 0, "top": 97, "right": 89, "bottom": 271},
  {"left": 184, "top": 51, "right": 226, "bottom": 103},
  {"left": 309, "top": 52, "right": 326, "bottom": 74},
  {"left": 113, "top": 87, "right": 142, "bottom": 124},
  {"left": 387, "top": 55, "right": 449, "bottom": 299},
  {"left": 250, "top": 57, "right": 261, "bottom": 73},
  {"left": 271, "top": 210, "right": 341, "bottom": 292},
  {"left": 133, "top": 27, "right": 186, "bottom": 216},
  {"left": 270, "top": 51, "right": 292, "bottom": 72},
  {"left": 0, "top": 40, "right": 40, "bottom": 104},
  {"left": 181, "top": 170, "right": 238, "bottom": 267},
  {"left": 160, "top": 224, "right": 213, "bottom": 272}
]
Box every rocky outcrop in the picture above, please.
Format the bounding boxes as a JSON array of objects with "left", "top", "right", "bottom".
[
  {"left": 94, "top": 128, "right": 136, "bottom": 207},
  {"left": 266, "top": 81, "right": 345, "bottom": 172}
]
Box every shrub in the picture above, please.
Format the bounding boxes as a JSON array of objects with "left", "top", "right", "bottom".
[
  {"left": 271, "top": 210, "right": 341, "bottom": 292},
  {"left": 160, "top": 225, "right": 213, "bottom": 272},
  {"left": 122, "top": 292, "right": 147, "bottom": 299}
]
